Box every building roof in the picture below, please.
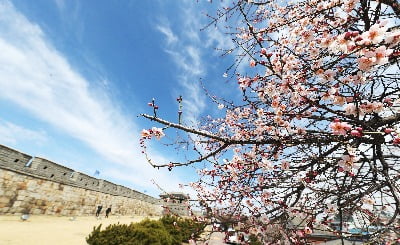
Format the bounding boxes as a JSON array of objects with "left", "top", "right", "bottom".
[{"left": 159, "top": 192, "right": 189, "bottom": 200}]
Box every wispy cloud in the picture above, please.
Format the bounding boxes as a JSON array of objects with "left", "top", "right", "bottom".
[
  {"left": 0, "top": 120, "right": 47, "bottom": 146},
  {"left": 156, "top": 2, "right": 238, "bottom": 123},
  {"left": 0, "top": 1, "right": 184, "bottom": 196},
  {"left": 156, "top": 25, "right": 178, "bottom": 45},
  {"left": 155, "top": 9, "right": 207, "bottom": 124}
]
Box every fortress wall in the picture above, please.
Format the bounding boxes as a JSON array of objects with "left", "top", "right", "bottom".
[
  {"left": 0, "top": 144, "right": 162, "bottom": 216},
  {"left": 0, "top": 144, "right": 32, "bottom": 171}
]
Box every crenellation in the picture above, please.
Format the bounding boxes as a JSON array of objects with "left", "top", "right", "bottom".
[
  {"left": 0, "top": 144, "right": 162, "bottom": 216},
  {"left": 28, "top": 158, "right": 76, "bottom": 185},
  {"left": 74, "top": 172, "right": 95, "bottom": 189},
  {"left": 0, "top": 145, "right": 32, "bottom": 171}
]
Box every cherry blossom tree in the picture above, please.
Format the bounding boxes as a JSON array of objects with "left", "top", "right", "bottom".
[{"left": 141, "top": 0, "right": 400, "bottom": 243}]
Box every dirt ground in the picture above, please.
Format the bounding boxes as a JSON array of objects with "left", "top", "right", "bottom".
[{"left": 0, "top": 215, "right": 157, "bottom": 245}]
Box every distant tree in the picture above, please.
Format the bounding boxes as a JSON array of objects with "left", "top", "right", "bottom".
[{"left": 141, "top": 0, "right": 400, "bottom": 243}]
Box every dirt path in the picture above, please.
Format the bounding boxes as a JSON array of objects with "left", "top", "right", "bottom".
[{"left": 0, "top": 215, "right": 157, "bottom": 245}]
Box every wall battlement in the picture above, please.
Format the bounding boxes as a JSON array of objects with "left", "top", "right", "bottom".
[{"left": 0, "top": 144, "right": 161, "bottom": 216}]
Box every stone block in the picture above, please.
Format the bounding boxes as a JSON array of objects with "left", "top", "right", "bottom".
[
  {"left": 16, "top": 182, "right": 27, "bottom": 190},
  {"left": 0, "top": 202, "right": 9, "bottom": 208},
  {"left": 4, "top": 188, "right": 16, "bottom": 196},
  {"left": 26, "top": 180, "right": 38, "bottom": 190},
  {"left": 30, "top": 193, "right": 41, "bottom": 199},
  {"left": 35, "top": 199, "right": 44, "bottom": 206},
  {"left": 60, "top": 209, "right": 70, "bottom": 216},
  {"left": 16, "top": 195, "right": 26, "bottom": 201},
  {"left": 0, "top": 207, "right": 10, "bottom": 213},
  {"left": 12, "top": 200, "right": 22, "bottom": 207},
  {"left": 32, "top": 208, "right": 44, "bottom": 215},
  {"left": 17, "top": 189, "right": 27, "bottom": 196},
  {"left": 11, "top": 207, "right": 24, "bottom": 214},
  {"left": 0, "top": 196, "right": 9, "bottom": 204}
]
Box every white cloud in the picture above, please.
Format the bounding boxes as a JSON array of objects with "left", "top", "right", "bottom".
[
  {"left": 0, "top": 1, "right": 185, "bottom": 197},
  {"left": 0, "top": 120, "right": 47, "bottom": 146},
  {"left": 156, "top": 2, "right": 238, "bottom": 123},
  {"left": 205, "top": 25, "right": 235, "bottom": 52},
  {"left": 156, "top": 24, "right": 178, "bottom": 45},
  {"left": 155, "top": 6, "right": 208, "bottom": 124}
]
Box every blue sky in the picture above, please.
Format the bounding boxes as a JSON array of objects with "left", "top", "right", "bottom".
[{"left": 0, "top": 0, "right": 238, "bottom": 197}]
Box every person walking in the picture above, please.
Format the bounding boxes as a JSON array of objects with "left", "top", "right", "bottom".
[
  {"left": 105, "top": 206, "right": 111, "bottom": 218},
  {"left": 95, "top": 205, "right": 102, "bottom": 217}
]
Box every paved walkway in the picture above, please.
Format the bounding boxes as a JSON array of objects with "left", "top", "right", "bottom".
[
  {"left": 0, "top": 215, "right": 156, "bottom": 245},
  {"left": 196, "top": 225, "right": 226, "bottom": 245},
  {"left": 205, "top": 232, "right": 226, "bottom": 245}
]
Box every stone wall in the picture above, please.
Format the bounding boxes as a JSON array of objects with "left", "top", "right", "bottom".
[
  {"left": 159, "top": 193, "right": 190, "bottom": 216},
  {"left": 0, "top": 144, "right": 162, "bottom": 216}
]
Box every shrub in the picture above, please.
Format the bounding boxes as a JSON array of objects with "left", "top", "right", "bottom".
[
  {"left": 86, "top": 216, "right": 205, "bottom": 245},
  {"left": 159, "top": 215, "right": 184, "bottom": 244},
  {"left": 160, "top": 215, "right": 206, "bottom": 243},
  {"left": 86, "top": 219, "right": 173, "bottom": 245},
  {"left": 128, "top": 219, "right": 173, "bottom": 245}
]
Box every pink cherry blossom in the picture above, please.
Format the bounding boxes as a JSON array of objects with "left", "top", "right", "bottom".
[
  {"left": 141, "top": 129, "right": 152, "bottom": 138},
  {"left": 151, "top": 127, "right": 165, "bottom": 139},
  {"left": 350, "top": 130, "right": 362, "bottom": 137},
  {"left": 338, "top": 153, "right": 359, "bottom": 172},
  {"left": 364, "top": 46, "right": 393, "bottom": 66},
  {"left": 360, "top": 23, "right": 388, "bottom": 45},
  {"left": 330, "top": 121, "right": 351, "bottom": 135},
  {"left": 358, "top": 56, "right": 375, "bottom": 71},
  {"left": 384, "top": 128, "right": 393, "bottom": 134},
  {"left": 344, "top": 103, "right": 357, "bottom": 116},
  {"left": 385, "top": 30, "right": 400, "bottom": 47}
]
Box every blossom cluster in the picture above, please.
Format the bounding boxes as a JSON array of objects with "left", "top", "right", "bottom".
[{"left": 140, "top": 127, "right": 165, "bottom": 140}]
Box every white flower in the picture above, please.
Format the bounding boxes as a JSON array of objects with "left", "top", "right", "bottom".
[
  {"left": 344, "top": 103, "right": 357, "bottom": 116},
  {"left": 360, "top": 23, "right": 388, "bottom": 44},
  {"left": 362, "top": 197, "right": 374, "bottom": 205},
  {"left": 141, "top": 129, "right": 152, "bottom": 138},
  {"left": 218, "top": 104, "right": 224, "bottom": 110},
  {"left": 338, "top": 154, "right": 359, "bottom": 172},
  {"left": 385, "top": 30, "right": 400, "bottom": 47},
  {"left": 151, "top": 127, "right": 165, "bottom": 139}
]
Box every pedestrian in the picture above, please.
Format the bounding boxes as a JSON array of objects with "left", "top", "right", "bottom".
[
  {"left": 105, "top": 206, "right": 111, "bottom": 218},
  {"left": 95, "top": 205, "right": 102, "bottom": 217}
]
